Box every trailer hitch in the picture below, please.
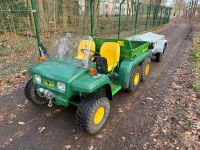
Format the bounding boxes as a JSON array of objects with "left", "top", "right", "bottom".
[
  {"left": 37, "top": 88, "right": 55, "bottom": 107},
  {"left": 48, "top": 99, "right": 53, "bottom": 108}
]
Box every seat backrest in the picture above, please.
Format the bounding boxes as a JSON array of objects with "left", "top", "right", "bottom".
[
  {"left": 100, "top": 42, "right": 120, "bottom": 72},
  {"left": 76, "top": 40, "right": 95, "bottom": 60}
]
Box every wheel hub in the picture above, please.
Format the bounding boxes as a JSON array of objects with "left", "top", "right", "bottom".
[
  {"left": 134, "top": 72, "right": 140, "bottom": 85},
  {"left": 145, "top": 64, "right": 150, "bottom": 75},
  {"left": 94, "top": 107, "right": 105, "bottom": 125}
]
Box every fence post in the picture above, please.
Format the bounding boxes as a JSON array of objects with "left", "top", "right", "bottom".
[
  {"left": 31, "top": 0, "right": 42, "bottom": 56},
  {"left": 168, "top": 8, "right": 172, "bottom": 23},
  {"left": 149, "top": 1, "right": 152, "bottom": 29},
  {"left": 90, "top": 0, "right": 93, "bottom": 37},
  {"left": 153, "top": 5, "right": 158, "bottom": 28},
  {"left": 159, "top": 6, "right": 163, "bottom": 26},
  {"left": 134, "top": 3, "right": 141, "bottom": 34},
  {"left": 145, "top": 4, "right": 150, "bottom": 30},
  {"left": 118, "top": 0, "right": 125, "bottom": 39}
]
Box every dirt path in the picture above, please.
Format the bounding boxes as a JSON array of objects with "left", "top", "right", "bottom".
[{"left": 0, "top": 19, "right": 193, "bottom": 150}]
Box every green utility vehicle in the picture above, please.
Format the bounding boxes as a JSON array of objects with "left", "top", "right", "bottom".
[
  {"left": 25, "top": 0, "right": 153, "bottom": 134},
  {"left": 25, "top": 34, "right": 152, "bottom": 134}
]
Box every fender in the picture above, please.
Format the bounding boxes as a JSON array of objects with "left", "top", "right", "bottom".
[
  {"left": 156, "top": 40, "right": 167, "bottom": 53},
  {"left": 118, "top": 50, "right": 152, "bottom": 89}
]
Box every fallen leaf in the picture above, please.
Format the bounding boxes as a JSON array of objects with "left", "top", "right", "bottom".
[
  {"left": 14, "top": 131, "right": 24, "bottom": 138},
  {"left": 10, "top": 114, "right": 16, "bottom": 119},
  {"left": 118, "top": 108, "right": 123, "bottom": 113},
  {"left": 64, "top": 145, "right": 71, "bottom": 149},
  {"left": 38, "top": 127, "right": 46, "bottom": 133},
  {"left": 46, "top": 112, "right": 53, "bottom": 117},
  {"left": 147, "top": 97, "right": 154, "bottom": 101},
  {"left": 162, "top": 129, "right": 167, "bottom": 134},
  {"left": 96, "top": 134, "right": 103, "bottom": 139},
  {"left": 18, "top": 121, "right": 26, "bottom": 125},
  {"left": 17, "top": 104, "right": 21, "bottom": 107},
  {"left": 88, "top": 145, "right": 94, "bottom": 150},
  {"left": 125, "top": 106, "right": 131, "bottom": 111},
  {"left": 55, "top": 109, "right": 61, "bottom": 112},
  {"left": 0, "top": 115, "right": 4, "bottom": 122},
  {"left": 9, "top": 121, "right": 13, "bottom": 124}
]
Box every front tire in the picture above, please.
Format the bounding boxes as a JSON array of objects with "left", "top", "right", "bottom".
[
  {"left": 24, "top": 79, "right": 48, "bottom": 105},
  {"left": 75, "top": 94, "right": 110, "bottom": 134}
]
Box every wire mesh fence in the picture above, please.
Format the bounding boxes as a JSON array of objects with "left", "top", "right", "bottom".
[{"left": 0, "top": 0, "right": 171, "bottom": 79}]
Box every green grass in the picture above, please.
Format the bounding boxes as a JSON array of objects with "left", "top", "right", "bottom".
[{"left": 190, "top": 39, "right": 200, "bottom": 92}]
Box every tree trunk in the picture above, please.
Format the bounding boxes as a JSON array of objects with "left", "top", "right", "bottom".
[
  {"left": 93, "top": 0, "right": 99, "bottom": 31},
  {"left": 62, "top": 0, "right": 67, "bottom": 31},
  {"left": 26, "top": 0, "right": 34, "bottom": 28},
  {"left": 37, "top": 0, "right": 46, "bottom": 29},
  {"left": 53, "top": 0, "right": 57, "bottom": 31}
]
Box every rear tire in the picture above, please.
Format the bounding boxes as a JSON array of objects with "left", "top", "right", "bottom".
[
  {"left": 127, "top": 66, "right": 141, "bottom": 92},
  {"left": 75, "top": 94, "right": 110, "bottom": 134},
  {"left": 24, "top": 79, "right": 48, "bottom": 105},
  {"left": 141, "top": 58, "right": 151, "bottom": 81}
]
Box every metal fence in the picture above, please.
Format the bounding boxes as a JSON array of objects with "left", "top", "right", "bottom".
[
  {"left": 92, "top": 1, "right": 171, "bottom": 38},
  {"left": 0, "top": 0, "right": 171, "bottom": 79}
]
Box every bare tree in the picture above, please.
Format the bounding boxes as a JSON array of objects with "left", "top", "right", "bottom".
[{"left": 172, "top": 0, "right": 185, "bottom": 17}]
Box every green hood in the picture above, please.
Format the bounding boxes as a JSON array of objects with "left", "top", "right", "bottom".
[{"left": 29, "top": 59, "right": 87, "bottom": 83}]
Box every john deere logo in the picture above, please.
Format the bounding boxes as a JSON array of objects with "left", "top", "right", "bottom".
[
  {"left": 44, "top": 79, "right": 54, "bottom": 88},
  {"left": 143, "top": 47, "right": 148, "bottom": 52},
  {"left": 118, "top": 41, "right": 124, "bottom": 46}
]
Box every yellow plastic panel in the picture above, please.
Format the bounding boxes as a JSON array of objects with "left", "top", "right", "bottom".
[{"left": 100, "top": 42, "right": 120, "bottom": 72}]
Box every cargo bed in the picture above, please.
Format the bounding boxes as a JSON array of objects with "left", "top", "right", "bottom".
[{"left": 94, "top": 38, "right": 150, "bottom": 60}]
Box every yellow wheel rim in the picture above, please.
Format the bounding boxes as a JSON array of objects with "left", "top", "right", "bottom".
[
  {"left": 145, "top": 64, "right": 150, "bottom": 75},
  {"left": 134, "top": 72, "right": 140, "bottom": 86},
  {"left": 94, "top": 107, "right": 105, "bottom": 125}
]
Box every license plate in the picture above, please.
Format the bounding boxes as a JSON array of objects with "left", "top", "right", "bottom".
[{"left": 43, "top": 79, "right": 54, "bottom": 88}]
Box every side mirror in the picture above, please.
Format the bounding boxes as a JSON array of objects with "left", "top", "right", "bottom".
[{"left": 96, "top": 56, "right": 108, "bottom": 74}]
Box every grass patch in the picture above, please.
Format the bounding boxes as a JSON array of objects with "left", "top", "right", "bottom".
[{"left": 190, "top": 38, "right": 200, "bottom": 92}]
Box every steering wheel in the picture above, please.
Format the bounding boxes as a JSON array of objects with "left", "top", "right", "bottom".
[{"left": 81, "top": 48, "right": 100, "bottom": 60}]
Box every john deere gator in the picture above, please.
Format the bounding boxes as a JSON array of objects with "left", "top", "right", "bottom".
[{"left": 25, "top": 0, "right": 153, "bottom": 134}]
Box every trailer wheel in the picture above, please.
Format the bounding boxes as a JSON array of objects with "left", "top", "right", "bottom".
[
  {"left": 24, "top": 79, "right": 48, "bottom": 105},
  {"left": 75, "top": 94, "right": 110, "bottom": 134},
  {"left": 163, "top": 43, "right": 167, "bottom": 54},
  {"left": 141, "top": 58, "right": 151, "bottom": 81},
  {"left": 128, "top": 66, "right": 141, "bottom": 92},
  {"left": 155, "top": 52, "right": 162, "bottom": 62}
]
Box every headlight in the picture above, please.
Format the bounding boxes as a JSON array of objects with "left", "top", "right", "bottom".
[
  {"left": 35, "top": 74, "right": 41, "bottom": 83},
  {"left": 57, "top": 82, "right": 66, "bottom": 92}
]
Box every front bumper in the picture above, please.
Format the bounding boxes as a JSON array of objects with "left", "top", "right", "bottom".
[{"left": 34, "top": 83, "right": 69, "bottom": 107}]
